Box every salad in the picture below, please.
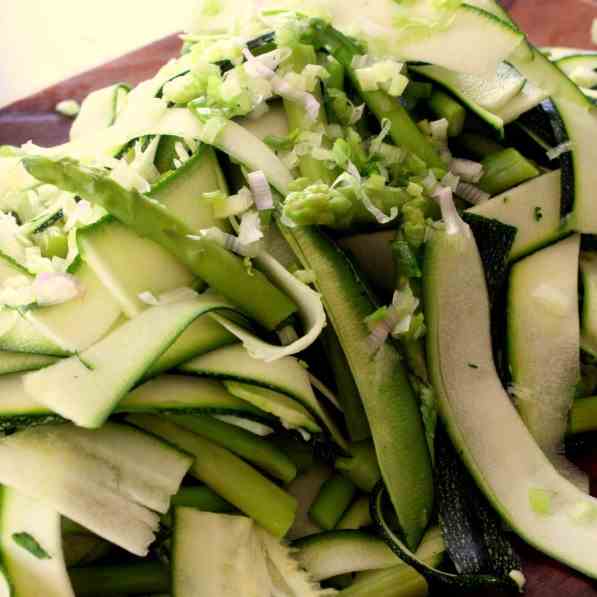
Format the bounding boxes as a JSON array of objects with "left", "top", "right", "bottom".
[{"left": 1, "top": 0, "right": 597, "bottom": 594}]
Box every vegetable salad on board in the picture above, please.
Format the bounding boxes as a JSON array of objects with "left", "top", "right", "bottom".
[{"left": 1, "top": 0, "right": 597, "bottom": 594}]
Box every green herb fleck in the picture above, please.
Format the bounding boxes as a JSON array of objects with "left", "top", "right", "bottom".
[
  {"left": 468, "top": 363, "right": 479, "bottom": 369},
  {"left": 12, "top": 533, "right": 51, "bottom": 559},
  {"left": 502, "top": 195, "right": 510, "bottom": 204},
  {"left": 534, "top": 206, "right": 543, "bottom": 222}
]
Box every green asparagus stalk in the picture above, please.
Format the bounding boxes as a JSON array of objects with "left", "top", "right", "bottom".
[
  {"left": 427, "top": 90, "right": 466, "bottom": 137},
  {"left": 309, "top": 473, "right": 357, "bottom": 530},
  {"left": 23, "top": 155, "right": 297, "bottom": 330},
  {"left": 126, "top": 415, "right": 297, "bottom": 537}
]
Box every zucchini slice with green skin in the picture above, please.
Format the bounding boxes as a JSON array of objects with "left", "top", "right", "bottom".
[
  {"left": 424, "top": 218, "right": 597, "bottom": 579},
  {"left": 346, "top": 527, "right": 445, "bottom": 596},
  {"left": 78, "top": 217, "right": 196, "bottom": 318},
  {"left": 172, "top": 510, "right": 267, "bottom": 597},
  {"left": 460, "top": 212, "right": 516, "bottom": 301},
  {"left": 0, "top": 254, "right": 119, "bottom": 357},
  {"left": 23, "top": 294, "right": 237, "bottom": 428},
  {"left": 69, "top": 83, "right": 129, "bottom": 141},
  {"left": 435, "top": 425, "right": 522, "bottom": 578},
  {"left": 372, "top": 485, "right": 522, "bottom": 592},
  {"left": 411, "top": 64, "right": 523, "bottom": 137},
  {"left": 224, "top": 381, "right": 322, "bottom": 435},
  {"left": 0, "top": 422, "right": 192, "bottom": 556},
  {"left": 580, "top": 252, "right": 597, "bottom": 358},
  {"left": 146, "top": 317, "right": 237, "bottom": 377},
  {"left": 467, "top": 169, "right": 564, "bottom": 261},
  {"left": 150, "top": 145, "right": 229, "bottom": 233},
  {"left": 475, "top": 3, "right": 597, "bottom": 233},
  {"left": 554, "top": 53, "right": 597, "bottom": 89},
  {"left": 320, "top": 326, "right": 371, "bottom": 443},
  {"left": 295, "top": 530, "right": 400, "bottom": 581},
  {"left": 0, "top": 373, "right": 271, "bottom": 435},
  {"left": 278, "top": 223, "right": 433, "bottom": 550},
  {"left": 0, "top": 351, "right": 57, "bottom": 376},
  {"left": 508, "top": 235, "right": 585, "bottom": 489},
  {"left": 127, "top": 415, "right": 297, "bottom": 538},
  {"left": 181, "top": 343, "right": 347, "bottom": 450},
  {"left": 337, "top": 231, "right": 396, "bottom": 297},
  {"left": 24, "top": 260, "right": 123, "bottom": 355},
  {"left": 0, "top": 488, "right": 73, "bottom": 597}
]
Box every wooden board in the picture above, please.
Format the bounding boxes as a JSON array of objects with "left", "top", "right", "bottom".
[{"left": 2, "top": 1, "right": 597, "bottom": 595}]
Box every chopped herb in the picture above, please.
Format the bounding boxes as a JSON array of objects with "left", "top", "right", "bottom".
[
  {"left": 55, "top": 99, "right": 80, "bottom": 117},
  {"left": 12, "top": 533, "right": 51, "bottom": 559},
  {"left": 502, "top": 195, "right": 510, "bottom": 203},
  {"left": 534, "top": 206, "right": 543, "bottom": 222},
  {"left": 468, "top": 363, "right": 479, "bottom": 369}
]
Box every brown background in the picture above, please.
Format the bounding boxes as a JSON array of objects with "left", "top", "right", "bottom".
[{"left": 2, "top": 1, "right": 597, "bottom": 595}]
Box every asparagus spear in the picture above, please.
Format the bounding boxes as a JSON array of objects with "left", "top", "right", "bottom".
[{"left": 23, "top": 155, "right": 297, "bottom": 331}]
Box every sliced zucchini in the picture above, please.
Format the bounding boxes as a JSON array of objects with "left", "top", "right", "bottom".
[
  {"left": 70, "top": 83, "right": 129, "bottom": 140},
  {"left": 554, "top": 53, "right": 597, "bottom": 89},
  {"left": 0, "top": 422, "right": 191, "bottom": 556},
  {"left": 467, "top": 170, "right": 564, "bottom": 261},
  {"left": 493, "top": 80, "right": 549, "bottom": 124},
  {"left": 0, "top": 488, "right": 74, "bottom": 597},
  {"left": 580, "top": 252, "right": 597, "bottom": 358},
  {"left": 236, "top": 100, "right": 290, "bottom": 140},
  {"left": 25, "top": 261, "right": 123, "bottom": 354},
  {"left": 146, "top": 317, "right": 236, "bottom": 377},
  {"left": 508, "top": 235, "right": 581, "bottom": 478},
  {"left": 295, "top": 530, "right": 399, "bottom": 581},
  {"left": 337, "top": 231, "right": 396, "bottom": 296},
  {"left": 0, "top": 255, "right": 65, "bottom": 356},
  {"left": 172, "top": 510, "right": 262, "bottom": 597},
  {"left": 412, "top": 63, "right": 524, "bottom": 136},
  {"left": 224, "top": 380, "right": 322, "bottom": 434},
  {"left": 123, "top": 374, "right": 265, "bottom": 418},
  {"left": 424, "top": 218, "right": 597, "bottom": 579},
  {"left": 0, "top": 351, "right": 57, "bottom": 376},
  {"left": 492, "top": 19, "right": 597, "bottom": 233},
  {"left": 23, "top": 294, "right": 235, "bottom": 428},
  {"left": 278, "top": 224, "right": 433, "bottom": 550},
  {"left": 181, "top": 343, "right": 346, "bottom": 449},
  {"left": 0, "top": 373, "right": 269, "bottom": 433},
  {"left": 150, "top": 145, "right": 228, "bottom": 233},
  {"left": 78, "top": 217, "right": 196, "bottom": 317},
  {"left": 390, "top": 4, "right": 530, "bottom": 75}
]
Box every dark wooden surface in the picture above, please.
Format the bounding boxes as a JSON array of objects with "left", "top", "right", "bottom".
[{"left": 2, "top": 1, "right": 597, "bottom": 595}]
